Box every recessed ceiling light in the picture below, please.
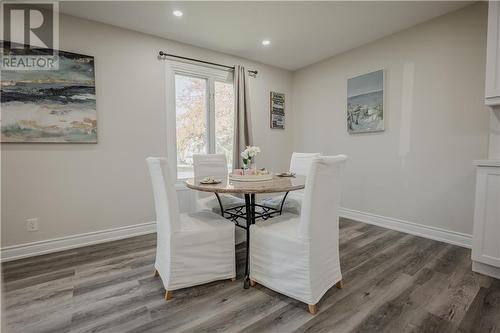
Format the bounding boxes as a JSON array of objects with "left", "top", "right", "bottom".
[
  {"left": 173, "top": 10, "right": 183, "bottom": 17},
  {"left": 262, "top": 40, "right": 271, "bottom": 46}
]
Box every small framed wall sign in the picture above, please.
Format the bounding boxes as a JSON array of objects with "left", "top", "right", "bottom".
[{"left": 270, "top": 91, "right": 285, "bottom": 129}]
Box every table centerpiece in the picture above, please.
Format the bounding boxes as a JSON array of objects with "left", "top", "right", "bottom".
[{"left": 229, "top": 146, "right": 273, "bottom": 181}]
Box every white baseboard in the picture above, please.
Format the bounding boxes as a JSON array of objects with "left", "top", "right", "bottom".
[
  {"left": 339, "top": 207, "right": 472, "bottom": 248},
  {"left": 1, "top": 208, "right": 472, "bottom": 263},
  {"left": 0, "top": 221, "right": 156, "bottom": 263},
  {"left": 472, "top": 261, "right": 500, "bottom": 279}
]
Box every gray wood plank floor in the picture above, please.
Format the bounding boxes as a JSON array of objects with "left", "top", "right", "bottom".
[{"left": 2, "top": 218, "right": 499, "bottom": 333}]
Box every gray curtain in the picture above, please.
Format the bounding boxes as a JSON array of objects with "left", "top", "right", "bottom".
[{"left": 232, "top": 65, "right": 253, "bottom": 169}]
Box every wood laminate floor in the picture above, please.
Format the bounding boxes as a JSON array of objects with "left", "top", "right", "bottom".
[{"left": 2, "top": 219, "right": 500, "bottom": 333}]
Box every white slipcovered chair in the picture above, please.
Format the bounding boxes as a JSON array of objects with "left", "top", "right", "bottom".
[
  {"left": 146, "top": 157, "right": 236, "bottom": 300},
  {"left": 249, "top": 155, "right": 347, "bottom": 314},
  {"left": 193, "top": 154, "right": 245, "bottom": 213},
  {"left": 261, "top": 152, "right": 320, "bottom": 214}
]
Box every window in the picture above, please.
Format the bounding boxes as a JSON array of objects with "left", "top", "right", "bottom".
[
  {"left": 214, "top": 81, "right": 234, "bottom": 168},
  {"left": 175, "top": 75, "right": 208, "bottom": 178},
  {"left": 167, "top": 63, "right": 234, "bottom": 179}
]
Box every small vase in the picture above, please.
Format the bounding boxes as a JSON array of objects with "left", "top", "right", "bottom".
[{"left": 243, "top": 158, "right": 254, "bottom": 174}]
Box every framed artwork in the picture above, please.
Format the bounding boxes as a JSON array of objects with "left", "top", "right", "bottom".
[
  {"left": 270, "top": 91, "right": 285, "bottom": 129},
  {"left": 347, "top": 69, "right": 384, "bottom": 133},
  {"left": 1, "top": 47, "right": 97, "bottom": 143}
]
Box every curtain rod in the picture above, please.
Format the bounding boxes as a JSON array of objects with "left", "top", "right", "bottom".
[{"left": 158, "top": 51, "right": 258, "bottom": 76}]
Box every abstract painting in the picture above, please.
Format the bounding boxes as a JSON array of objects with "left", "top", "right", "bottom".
[
  {"left": 1, "top": 46, "right": 97, "bottom": 142},
  {"left": 347, "top": 69, "right": 384, "bottom": 133}
]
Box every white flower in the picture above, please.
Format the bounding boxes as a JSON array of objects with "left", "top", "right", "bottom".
[
  {"left": 241, "top": 146, "right": 260, "bottom": 162},
  {"left": 251, "top": 147, "right": 258, "bottom": 156}
]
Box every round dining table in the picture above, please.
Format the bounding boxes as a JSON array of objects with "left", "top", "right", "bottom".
[{"left": 186, "top": 175, "right": 306, "bottom": 288}]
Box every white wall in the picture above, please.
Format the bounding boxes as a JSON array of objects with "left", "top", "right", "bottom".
[
  {"left": 2, "top": 3, "right": 491, "bottom": 250},
  {"left": 291, "top": 3, "right": 490, "bottom": 236},
  {"left": 1, "top": 14, "right": 293, "bottom": 247}
]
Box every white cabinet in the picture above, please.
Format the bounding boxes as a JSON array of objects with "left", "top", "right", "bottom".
[
  {"left": 472, "top": 162, "right": 500, "bottom": 279},
  {"left": 472, "top": 2, "right": 500, "bottom": 279},
  {"left": 486, "top": 1, "right": 500, "bottom": 106}
]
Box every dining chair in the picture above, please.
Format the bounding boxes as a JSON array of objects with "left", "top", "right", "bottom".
[
  {"left": 261, "top": 152, "right": 321, "bottom": 214},
  {"left": 193, "top": 154, "right": 245, "bottom": 214},
  {"left": 146, "top": 157, "right": 236, "bottom": 300},
  {"left": 249, "top": 155, "right": 347, "bottom": 314}
]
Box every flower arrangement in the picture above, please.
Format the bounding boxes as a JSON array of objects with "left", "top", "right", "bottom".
[{"left": 241, "top": 145, "right": 261, "bottom": 169}]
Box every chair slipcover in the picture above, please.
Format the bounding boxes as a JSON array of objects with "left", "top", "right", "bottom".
[
  {"left": 146, "top": 157, "right": 235, "bottom": 291},
  {"left": 193, "top": 154, "right": 245, "bottom": 212},
  {"left": 261, "top": 152, "right": 321, "bottom": 214},
  {"left": 250, "top": 155, "right": 347, "bottom": 305}
]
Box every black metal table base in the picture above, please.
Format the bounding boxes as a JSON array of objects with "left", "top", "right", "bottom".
[
  {"left": 243, "top": 194, "right": 253, "bottom": 289},
  {"left": 214, "top": 192, "right": 289, "bottom": 289}
]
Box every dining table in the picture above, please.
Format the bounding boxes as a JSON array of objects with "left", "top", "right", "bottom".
[{"left": 185, "top": 174, "right": 306, "bottom": 288}]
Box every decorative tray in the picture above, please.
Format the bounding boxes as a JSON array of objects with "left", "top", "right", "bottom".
[{"left": 229, "top": 173, "right": 274, "bottom": 182}]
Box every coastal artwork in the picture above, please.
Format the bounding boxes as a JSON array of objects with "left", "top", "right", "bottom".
[
  {"left": 270, "top": 91, "right": 285, "bottom": 129},
  {"left": 347, "top": 69, "right": 384, "bottom": 133},
  {"left": 1, "top": 46, "right": 97, "bottom": 143}
]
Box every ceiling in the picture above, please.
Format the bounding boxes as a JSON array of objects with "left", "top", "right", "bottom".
[{"left": 60, "top": 1, "right": 471, "bottom": 71}]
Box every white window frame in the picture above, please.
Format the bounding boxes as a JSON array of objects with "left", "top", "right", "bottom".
[{"left": 165, "top": 60, "right": 234, "bottom": 181}]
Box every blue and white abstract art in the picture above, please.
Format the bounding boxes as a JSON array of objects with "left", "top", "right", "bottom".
[
  {"left": 347, "top": 69, "right": 384, "bottom": 134},
  {"left": 1, "top": 46, "right": 97, "bottom": 143}
]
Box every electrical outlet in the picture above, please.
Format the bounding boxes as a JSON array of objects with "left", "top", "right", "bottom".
[{"left": 26, "top": 218, "right": 39, "bottom": 231}]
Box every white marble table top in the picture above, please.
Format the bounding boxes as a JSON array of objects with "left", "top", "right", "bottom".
[{"left": 185, "top": 175, "right": 306, "bottom": 194}]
